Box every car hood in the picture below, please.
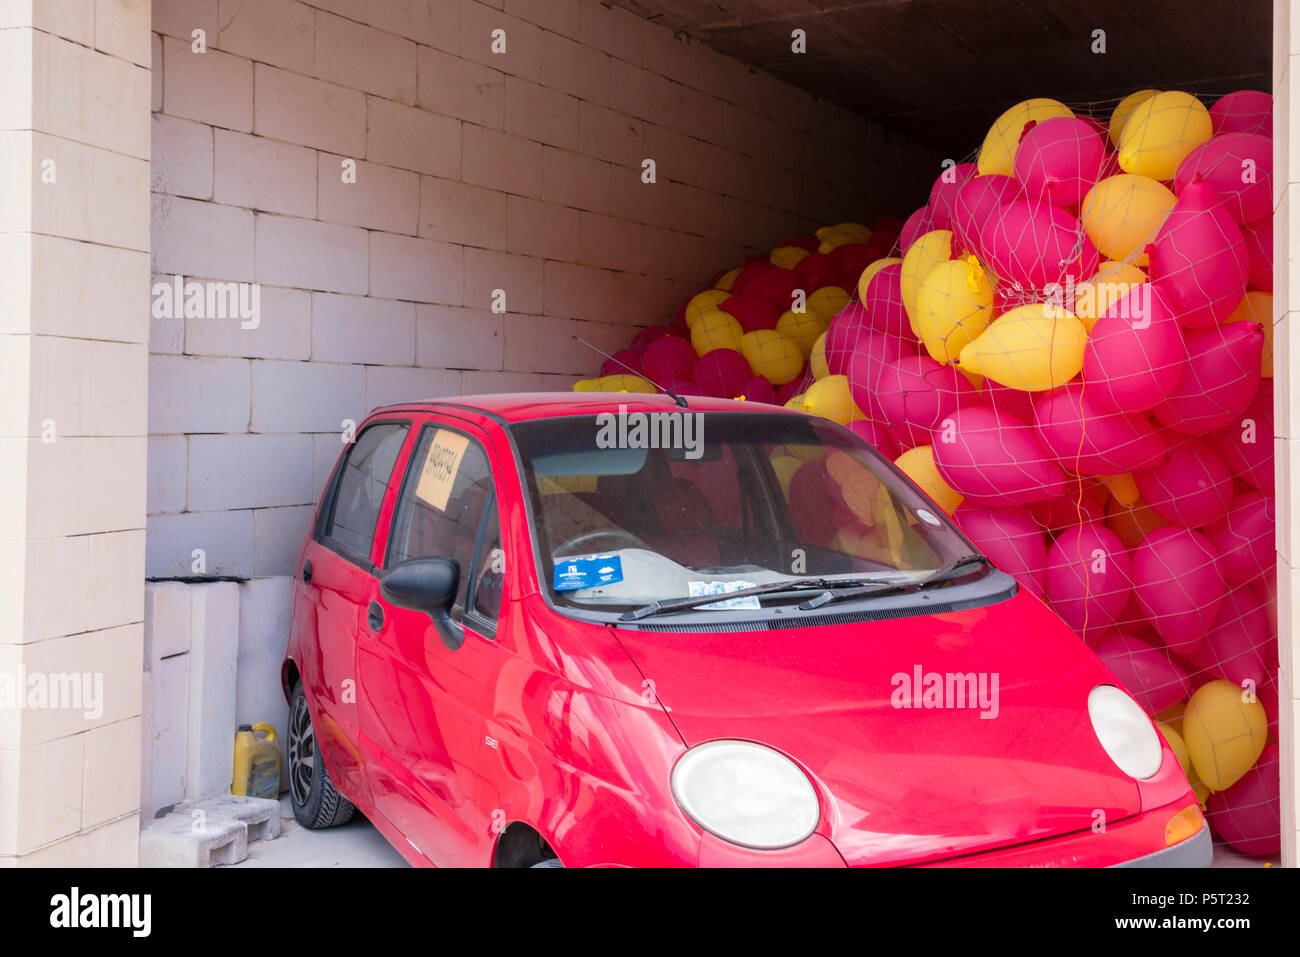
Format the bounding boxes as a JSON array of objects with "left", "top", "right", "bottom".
[{"left": 610, "top": 589, "right": 1142, "bottom": 866}]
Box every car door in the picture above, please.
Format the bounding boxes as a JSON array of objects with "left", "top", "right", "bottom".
[
  {"left": 297, "top": 419, "right": 412, "bottom": 803},
  {"left": 356, "top": 417, "right": 505, "bottom": 868}
]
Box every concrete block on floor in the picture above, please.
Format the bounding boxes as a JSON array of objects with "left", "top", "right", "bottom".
[{"left": 138, "top": 795, "right": 280, "bottom": 867}]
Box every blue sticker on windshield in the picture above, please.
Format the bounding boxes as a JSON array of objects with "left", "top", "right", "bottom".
[{"left": 553, "top": 554, "right": 624, "bottom": 592}]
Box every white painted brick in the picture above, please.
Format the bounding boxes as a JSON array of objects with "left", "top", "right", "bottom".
[
  {"left": 304, "top": 0, "right": 364, "bottom": 17},
  {"left": 644, "top": 224, "right": 703, "bottom": 282},
  {"left": 669, "top": 181, "right": 725, "bottom": 240},
  {"left": 217, "top": 0, "right": 314, "bottom": 73},
  {"left": 186, "top": 581, "right": 239, "bottom": 800},
  {"left": 700, "top": 48, "right": 750, "bottom": 107},
  {"left": 544, "top": 260, "right": 612, "bottom": 321},
  {"left": 311, "top": 293, "right": 415, "bottom": 366},
  {"left": 645, "top": 25, "right": 699, "bottom": 87},
  {"left": 250, "top": 359, "right": 364, "bottom": 433},
  {"left": 251, "top": 508, "right": 313, "bottom": 578},
  {"left": 145, "top": 509, "right": 254, "bottom": 578},
  {"left": 578, "top": 212, "right": 641, "bottom": 273},
  {"left": 94, "top": 0, "right": 151, "bottom": 65},
  {"left": 21, "top": 535, "right": 89, "bottom": 643},
  {"left": 669, "top": 82, "right": 724, "bottom": 143},
  {"left": 574, "top": 316, "right": 636, "bottom": 355},
  {"left": 86, "top": 529, "right": 146, "bottom": 633},
  {"left": 152, "top": 0, "right": 219, "bottom": 42},
  {"left": 463, "top": 247, "right": 542, "bottom": 315},
  {"left": 507, "top": 195, "right": 579, "bottom": 262},
  {"left": 542, "top": 146, "right": 610, "bottom": 212},
  {"left": 419, "top": 176, "right": 506, "bottom": 248},
  {"left": 185, "top": 285, "right": 312, "bottom": 360},
  {"left": 312, "top": 434, "right": 345, "bottom": 501},
  {"left": 145, "top": 581, "right": 192, "bottom": 661},
  {"left": 33, "top": 30, "right": 151, "bottom": 159},
  {"left": 317, "top": 153, "right": 419, "bottom": 234},
  {"left": 505, "top": 0, "right": 579, "bottom": 37},
  {"left": 366, "top": 96, "right": 461, "bottom": 178},
  {"left": 30, "top": 132, "right": 150, "bottom": 251},
  {"left": 463, "top": 124, "right": 543, "bottom": 197},
  {"left": 253, "top": 63, "right": 365, "bottom": 156},
  {"left": 162, "top": 36, "right": 252, "bottom": 132},
  {"left": 82, "top": 716, "right": 143, "bottom": 827},
  {"left": 365, "top": 365, "right": 463, "bottom": 412},
  {"left": 642, "top": 122, "right": 700, "bottom": 186},
  {"left": 90, "top": 340, "right": 148, "bottom": 437},
  {"left": 610, "top": 59, "right": 672, "bottom": 129},
  {"left": 151, "top": 194, "right": 255, "bottom": 281},
  {"left": 613, "top": 271, "right": 676, "bottom": 322},
  {"left": 504, "top": 76, "right": 579, "bottom": 151},
  {"left": 462, "top": 369, "right": 543, "bottom": 393},
  {"left": 152, "top": 32, "right": 162, "bottom": 110},
  {"left": 188, "top": 433, "right": 315, "bottom": 510},
  {"left": 579, "top": 102, "right": 641, "bottom": 168},
  {"left": 540, "top": 29, "right": 609, "bottom": 106},
  {"left": 25, "top": 436, "right": 147, "bottom": 539},
  {"left": 146, "top": 651, "right": 189, "bottom": 814},
  {"left": 10, "top": 0, "right": 92, "bottom": 42},
  {"left": 459, "top": 0, "right": 541, "bottom": 81},
  {"left": 367, "top": 0, "right": 460, "bottom": 53},
  {"left": 212, "top": 129, "right": 316, "bottom": 219},
  {"left": 151, "top": 309, "right": 184, "bottom": 356},
  {"left": 255, "top": 213, "right": 369, "bottom": 295},
  {"left": 611, "top": 166, "right": 674, "bottom": 228},
  {"left": 147, "top": 355, "right": 250, "bottom": 435},
  {"left": 415, "top": 45, "right": 504, "bottom": 129},
  {"left": 235, "top": 576, "right": 294, "bottom": 788},
  {"left": 151, "top": 114, "right": 213, "bottom": 200},
  {"left": 416, "top": 304, "right": 503, "bottom": 370},
  {"left": 502, "top": 313, "right": 583, "bottom": 373},
  {"left": 147, "top": 435, "right": 188, "bottom": 515},
  {"left": 28, "top": 335, "right": 91, "bottom": 438},
  {"left": 1, "top": 731, "right": 82, "bottom": 851},
  {"left": 368, "top": 232, "right": 462, "bottom": 304},
  {"left": 315, "top": 11, "right": 417, "bottom": 103},
  {"left": 578, "top": 0, "right": 643, "bottom": 64}
]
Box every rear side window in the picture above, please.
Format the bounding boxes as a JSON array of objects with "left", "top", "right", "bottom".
[
  {"left": 386, "top": 426, "right": 501, "bottom": 623},
  {"left": 322, "top": 422, "right": 409, "bottom": 565}
]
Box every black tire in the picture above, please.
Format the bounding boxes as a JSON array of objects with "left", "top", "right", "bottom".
[
  {"left": 288, "top": 681, "right": 356, "bottom": 829},
  {"left": 530, "top": 858, "right": 564, "bottom": 868}
]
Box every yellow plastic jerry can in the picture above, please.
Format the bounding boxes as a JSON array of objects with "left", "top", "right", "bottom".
[{"left": 232, "top": 722, "right": 281, "bottom": 799}]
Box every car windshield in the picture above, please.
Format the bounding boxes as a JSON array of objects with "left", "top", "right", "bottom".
[{"left": 510, "top": 410, "right": 974, "bottom": 613}]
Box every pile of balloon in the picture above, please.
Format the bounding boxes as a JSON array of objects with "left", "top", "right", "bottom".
[{"left": 575, "top": 88, "right": 1278, "bottom": 857}]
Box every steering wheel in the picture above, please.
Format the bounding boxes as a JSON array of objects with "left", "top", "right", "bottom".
[{"left": 554, "top": 529, "right": 647, "bottom": 558}]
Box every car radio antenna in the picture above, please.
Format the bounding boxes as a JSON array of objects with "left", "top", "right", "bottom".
[{"left": 570, "top": 335, "right": 689, "bottom": 408}]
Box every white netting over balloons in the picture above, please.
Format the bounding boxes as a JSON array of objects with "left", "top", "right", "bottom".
[{"left": 576, "top": 88, "right": 1277, "bottom": 858}]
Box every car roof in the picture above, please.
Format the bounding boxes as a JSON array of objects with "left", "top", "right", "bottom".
[{"left": 369, "top": 391, "right": 810, "bottom": 424}]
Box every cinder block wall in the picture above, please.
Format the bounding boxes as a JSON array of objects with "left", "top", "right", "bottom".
[{"left": 145, "top": 0, "right": 937, "bottom": 581}]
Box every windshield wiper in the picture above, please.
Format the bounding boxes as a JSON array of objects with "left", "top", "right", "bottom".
[
  {"left": 796, "top": 554, "right": 990, "bottom": 611},
  {"left": 619, "top": 577, "right": 900, "bottom": 621}
]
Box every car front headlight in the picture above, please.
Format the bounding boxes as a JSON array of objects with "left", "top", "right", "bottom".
[
  {"left": 670, "top": 740, "right": 819, "bottom": 849},
  {"left": 1088, "top": 684, "right": 1163, "bottom": 780}
]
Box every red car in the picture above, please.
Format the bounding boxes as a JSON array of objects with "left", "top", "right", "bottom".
[{"left": 281, "top": 392, "right": 1210, "bottom": 867}]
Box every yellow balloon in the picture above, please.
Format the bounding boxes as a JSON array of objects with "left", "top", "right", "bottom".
[
  {"left": 895, "top": 445, "right": 963, "bottom": 514},
  {"left": 740, "top": 329, "right": 804, "bottom": 385},
  {"left": 915, "top": 256, "right": 994, "bottom": 363},
  {"left": 858, "top": 256, "right": 902, "bottom": 303},
  {"left": 685, "top": 289, "right": 733, "bottom": 329},
  {"left": 714, "top": 267, "right": 741, "bottom": 291},
  {"left": 1225, "top": 290, "right": 1273, "bottom": 378},
  {"left": 596, "top": 374, "right": 656, "bottom": 394},
  {"left": 810, "top": 331, "right": 829, "bottom": 379},
  {"left": 978, "top": 98, "right": 1074, "bottom": 176},
  {"left": 1118, "top": 90, "right": 1213, "bottom": 181},
  {"left": 784, "top": 393, "right": 807, "bottom": 411},
  {"left": 816, "top": 222, "right": 872, "bottom": 249},
  {"left": 770, "top": 245, "right": 811, "bottom": 270},
  {"left": 807, "top": 285, "right": 850, "bottom": 323},
  {"left": 1081, "top": 174, "right": 1176, "bottom": 263},
  {"left": 1099, "top": 472, "right": 1141, "bottom": 507},
  {"left": 775, "top": 309, "right": 827, "bottom": 357},
  {"left": 901, "top": 229, "right": 953, "bottom": 333},
  {"left": 1156, "top": 722, "right": 1190, "bottom": 777},
  {"left": 1182, "top": 680, "right": 1267, "bottom": 792},
  {"left": 1109, "top": 89, "right": 1159, "bottom": 147},
  {"left": 802, "top": 374, "right": 861, "bottom": 425},
  {"left": 956, "top": 303, "right": 1087, "bottom": 391},
  {"left": 769, "top": 453, "right": 803, "bottom": 494},
  {"left": 573, "top": 378, "right": 599, "bottom": 392},
  {"left": 1072, "top": 259, "right": 1149, "bottom": 332},
  {"left": 690, "top": 309, "right": 743, "bottom": 356}
]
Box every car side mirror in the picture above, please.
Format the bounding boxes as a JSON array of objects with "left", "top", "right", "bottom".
[{"left": 381, "top": 557, "right": 463, "bottom": 650}]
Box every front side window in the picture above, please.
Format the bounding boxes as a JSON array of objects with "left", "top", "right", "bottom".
[{"left": 322, "top": 422, "right": 409, "bottom": 565}]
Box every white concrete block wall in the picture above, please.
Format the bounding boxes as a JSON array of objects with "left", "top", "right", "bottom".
[{"left": 145, "top": 0, "right": 935, "bottom": 581}]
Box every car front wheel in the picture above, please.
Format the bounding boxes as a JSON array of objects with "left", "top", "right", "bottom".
[{"left": 288, "top": 681, "right": 356, "bottom": 829}]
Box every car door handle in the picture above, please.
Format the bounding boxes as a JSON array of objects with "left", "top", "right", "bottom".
[
  {"left": 367, "top": 600, "right": 384, "bottom": 632},
  {"left": 302, "top": 559, "right": 312, "bottom": 584}
]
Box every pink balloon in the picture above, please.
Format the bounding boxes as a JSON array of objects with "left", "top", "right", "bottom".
[
  {"left": 1151, "top": 321, "right": 1263, "bottom": 434},
  {"left": 899, "top": 205, "right": 934, "bottom": 255},
  {"left": 793, "top": 252, "right": 839, "bottom": 292},
  {"left": 1207, "top": 380, "right": 1273, "bottom": 494},
  {"left": 950, "top": 174, "right": 1022, "bottom": 258},
  {"left": 1044, "top": 523, "right": 1133, "bottom": 637},
  {"left": 932, "top": 406, "right": 1067, "bottom": 505},
  {"left": 1133, "top": 439, "right": 1234, "bottom": 527},
  {"left": 1205, "top": 492, "right": 1275, "bottom": 584},
  {"left": 1033, "top": 383, "right": 1168, "bottom": 476},
  {"left": 1241, "top": 217, "right": 1272, "bottom": 292},
  {"left": 823, "top": 301, "right": 873, "bottom": 376},
  {"left": 1093, "top": 631, "right": 1191, "bottom": 715},
  {"left": 720, "top": 292, "right": 780, "bottom": 333},
  {"left": 1082, "top": 283, "right": 1187, "bottom": 411},
  {"left": 1132, "top": 526, "right": 1226, "bottom": 655},
  {"left": 980, "top": 375, "right": 1037, "bottom": 422},
  {"left": 955, "top": 505, "right": 1048, "bottom": 597},
  {"left": 1207, "top": 742, "right": 1279, "bottom": 857},
  {"left": 1209, "top": 90, "right": 1272, "bottom": 137},
  {"left": 695, "top": 348, "right": 752, "bottom": 399},
  {"left": 928, "top": 162, "right": 978, "bottom": 231},
  {"left": 746, "top": 267, "right": 804, "bottom": 312},
  {"left": 861, "top": 263, "right": 910, "bottom": 340},
  {"left": 1173, "top": 133, "right": 1273, "bottom": 225},
  {"left": 844, "top": 332, "right": 915, "bottom": 419},
  {"left": 1028, "top": 479, "right": 1107, "bottom": 533},
  {"left": 875, "top": 355, "right": 974, "bottom": 449},
  {"left": 1014, "top": 116, "right": 1106, "bottom": 208},
  {"left": 601, "top": 349, "right": 643, "bottom": 377},
  {"left": 1187, "top": 584, "right": 1273, "bottom": 691},
  {"left": 847, "top": 419, "right": 899, "bottom": 461},
  {"left": 630, "top": 325, "right": 669, "bottom": 354},
  {"left": 1148, "top": 181, "right": 1249, "bottom": 328},
  {"left": 642, "top": 335, "right": 697, "bottom": 382},
  {"left": 981, "top": 200, "right": 1099, "bottom": 293},
  {"left": 741, "top": 375, "right": 777, "bottom": 405}
]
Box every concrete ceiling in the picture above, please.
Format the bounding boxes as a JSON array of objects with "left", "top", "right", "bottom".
[{"left": 617, "top": 0, "right": 1271, "bottom": 152}]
